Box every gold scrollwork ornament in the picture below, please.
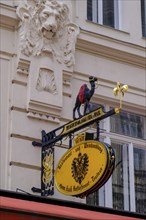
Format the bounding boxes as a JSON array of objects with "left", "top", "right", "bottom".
[{"left": 42, "top": 155, "right": 53, "bottom": 185}]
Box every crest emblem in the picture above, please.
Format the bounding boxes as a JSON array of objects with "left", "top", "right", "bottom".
[{"left": 71, "top": 152, "right": 89, "bottom": 184}]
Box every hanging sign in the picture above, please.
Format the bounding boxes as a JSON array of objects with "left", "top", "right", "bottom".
[{"left": 55, "top": 138, "right": 115, "bottom": 197}]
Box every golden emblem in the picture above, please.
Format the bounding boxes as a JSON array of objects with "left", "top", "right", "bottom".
[{"left": 113, "top": 82, "right": 128, "bottom": 109}]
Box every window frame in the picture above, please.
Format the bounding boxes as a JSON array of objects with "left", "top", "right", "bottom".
[
  {"left": 141, "top": 0, "right": 146, "bottom": 37},
  {"left": 87, "top": 0, "right": 120, "bottom": 29}
]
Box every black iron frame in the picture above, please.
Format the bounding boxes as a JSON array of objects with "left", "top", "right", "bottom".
[{"left": 32, "top": 107, "right": 118, "bottom": 196}]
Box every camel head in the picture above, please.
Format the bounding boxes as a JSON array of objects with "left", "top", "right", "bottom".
[{"left": 89, "top": 76, "right": 98, "bottom": 83}]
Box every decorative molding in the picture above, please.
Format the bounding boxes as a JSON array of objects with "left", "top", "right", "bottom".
[
  {"left": 16, "top": 0, "right": 80, "bottom": 67},
  {"left": 11, "top": 133, "right": 41, "bottom": 143},
  {"left": 80, "top": 28, "right": 145, "bottom": 52},
  {"left": 14, "top": 0, "right": 80, "bottom": 119},
  {"left": 109, "top": 132, "right": 146, "bottom": 147},
  {"left": 0, "top": 3, "right": 18, "bottom": 30},
  {"left": 63, "top": 71, "right": 72, "bottom": 97},
  {"left": 27, "top": 111, "right": 60, "bottom": 124},
  {"left": 76, "top": 38, "right": 146, "bottom": 68},
  {"left": 26, "top": 57, "right": 63, "bottom": 118},
  {"left": 11, "top": 106, "right": 27, "bottom": 113},
  {"left": 12, "top": 80, "right": 27, "bottom": 86},
  {"left": 0, "top": 51, "right": 15, "bottom": 59},
  {"left": 17, "top": 58, "right": 30, "bottom": 76},
  {"left": 10, "top": 161, "right": 41, "bottom": 171},
  {"left": 36, "top": 68, "right": 57, "bottom": 94}
]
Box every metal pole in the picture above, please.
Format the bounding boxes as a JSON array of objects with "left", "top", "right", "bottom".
[{"left": 96, "top": 121, "right": 100, "bottom": 141}]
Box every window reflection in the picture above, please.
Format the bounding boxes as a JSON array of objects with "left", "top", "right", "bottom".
[
  {"left": 87, "top": 0, "right": 118, "bottom": 28},
  {"left": 87, "top": 0, "right": 93, "bottom": 21},
  {"left": 103, "top": 0, "right": 115, "bottom": 27},
  {"left": 110, "top": 111, "right": 145, "bottom": 139},
  {"left": 141, "top": 0, "right": 146, "bottom": 37},
  {"left": 134, "top": 147, "right": 146, "bottom": 214},
  {"left": 112, "top": 143, "right": 130, "bottom": 211},
  {"left": 86, "top": 191, "right": 99, "bottom": 206}
]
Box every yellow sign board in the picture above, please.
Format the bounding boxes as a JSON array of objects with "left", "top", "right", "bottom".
[
  {"left": 61, "top": 107, "right": 105, "bottom": 135},
  {"left": 55, "top": 140, "right": 108, "bottom": 196}
]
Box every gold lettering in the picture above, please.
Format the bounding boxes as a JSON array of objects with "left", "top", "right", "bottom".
[
  {"left": 73, "top": 181, "right": 90, "bottom": 191},
  {"left": 58, "top": 151, "right": 72, "bottom": 169},
  {"left": 59, "top": 184, "right": 65, "bottom": 190},
  {"left": 66, "top": 186, "right": 72, "bottom": 192},
  {"left": 62, "top": 108, "right": 104, "bottom": 134},
  {"left": 84, "top": 143, "right": 103, "bottom": 153},
  {"left": 91, "top": 168, "right": 103, "bottom": 182}
]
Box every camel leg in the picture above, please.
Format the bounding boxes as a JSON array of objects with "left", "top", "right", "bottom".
[
  {"left": 73, "top": 96, "right": 79, "bottom": 119},
  {"left": 73, "top": 104, "right": 82, "bottom": 119},
  {"left": 84, "top": 100, "right": 90, "bottom": 115},
  {"left": 73, "top": 96, "right": 82, "bottom": 119},
  {"left": 77, "top": 103, "right": 82, "bottom": 118},
  {"left": 73, "top": 106, "right": 77, "bottom": 119},
  {"left": 84, "top": 102, "right": 87, "bottom": 115}
]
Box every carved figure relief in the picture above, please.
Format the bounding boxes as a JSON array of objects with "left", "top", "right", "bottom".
[
  {"left": 36, "top": 68, "right": 57, "bottom": 94},
  {"left": 16, "top": 0, "right": 80, "bottom": 67}
]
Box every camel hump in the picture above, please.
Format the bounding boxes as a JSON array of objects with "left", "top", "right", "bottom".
[{"left": 78, "top": 84, "right": 87, "bottom": 104}]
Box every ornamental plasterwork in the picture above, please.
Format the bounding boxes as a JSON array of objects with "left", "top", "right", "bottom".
[
  {"left": 36, "top": 68, "right": 57, "bottom": 94},
  {"left": 16, "top": 0, "right": 80, "bottom": 67}
]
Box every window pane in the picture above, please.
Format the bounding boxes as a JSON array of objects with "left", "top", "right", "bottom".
[
  {"left": 134, "top": 147, "right": 146, "bottom": 214},
  {"left": 90, "top": 103, "right": 105, "bottom": 130},
  {"left": 112, "top": 143, "right": 130, "bottom": 211},
  {"left": 110, "top": 111, "right": 145, "bottom": 139},
  {"left": 87, "top": 0, "right": 93, "bottom": 21},
  {"left": 86, "top": 191, "right": 99, "bottom": 205},
  {"left": 141, "top": 0, "right": 146, "bottom": 37},
  {"left": 103, "top": 0, "right": 115, "bottom": 27},
  {"left": 86, "top": 136, "right": 105, "bottom": 206}
]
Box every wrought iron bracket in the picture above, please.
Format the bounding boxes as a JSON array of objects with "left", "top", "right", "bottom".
[{"left": 31, "top": 106, "right": 119, "bottom": 197}]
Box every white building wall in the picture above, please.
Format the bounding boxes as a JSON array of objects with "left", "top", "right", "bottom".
[{"left": 0, "top": 0, "right": 146, "bottom": 211}]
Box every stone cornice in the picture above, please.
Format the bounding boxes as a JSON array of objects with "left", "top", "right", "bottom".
[
  {"left": 0, "top": 3, "right": 18, "bottom": 30},
  {"left": 77, "top": 30, "right": 146, "bottom": 69},
  {"left": 80, "top": 27, "right": 146, "bottom": 52}
]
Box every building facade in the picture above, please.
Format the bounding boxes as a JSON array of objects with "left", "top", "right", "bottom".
[{"left": 0, "top": 0, "right": 146, "bottom": 215}]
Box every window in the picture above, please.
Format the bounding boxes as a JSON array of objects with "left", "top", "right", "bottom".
[
  {"left": 110, "top": 111, "right": 146, "bottom": 139},
  {"left": 134, "top": 147, "right": 146, "bottom": 214},
  {"left": 86, "top": 103, "right": 146, "bottom": 214},
  {"left": 141, "top": 0, "right": 146, "bottom": 37},
  {"left": 87, "top": 0, "right": 119, "bottom": 29},
  {"left": 86, "top": 191, "right": 99, "bottom": 206},
  {"left": 112, "top": 143, "right": 130, "bottom": 211}
]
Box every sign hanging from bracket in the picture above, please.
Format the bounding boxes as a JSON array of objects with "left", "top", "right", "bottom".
[{"left": 32, "top": 79, "right": 128, "bottom": 197}]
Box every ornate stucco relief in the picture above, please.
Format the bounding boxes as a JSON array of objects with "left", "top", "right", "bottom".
[
  {"left": 17, "top": 58, "right": 30, "bottom": 76},
  {"left": 16, "top": 0, "right": 79, "bottom": 67},
  {"left": 16, "top": 0, "right": 79, "bottom": 119},
  {"left": 36, "top": 68, "right": 57, "bottom": 94}
]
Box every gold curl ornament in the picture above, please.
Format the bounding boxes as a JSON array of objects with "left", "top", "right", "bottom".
[{"left": 42, "top": 155, "right": 53, "bottom": 185}]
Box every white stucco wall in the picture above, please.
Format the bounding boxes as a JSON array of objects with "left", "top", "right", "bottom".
[{"left": 0, "top": 0, "right": 145, "bottom": 206}]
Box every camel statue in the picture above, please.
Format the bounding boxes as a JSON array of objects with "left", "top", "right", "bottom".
[{"left": 73, "top": 76, "right": 98, "bottom": 119}]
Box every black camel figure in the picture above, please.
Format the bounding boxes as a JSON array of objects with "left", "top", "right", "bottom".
[{"left": 73, "top": 76, "right": 98, "bottom": 119}]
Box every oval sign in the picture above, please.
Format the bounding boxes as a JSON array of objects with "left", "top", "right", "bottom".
[{"left": 55, "top": 140, "right": 108, "bottom": 196}]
